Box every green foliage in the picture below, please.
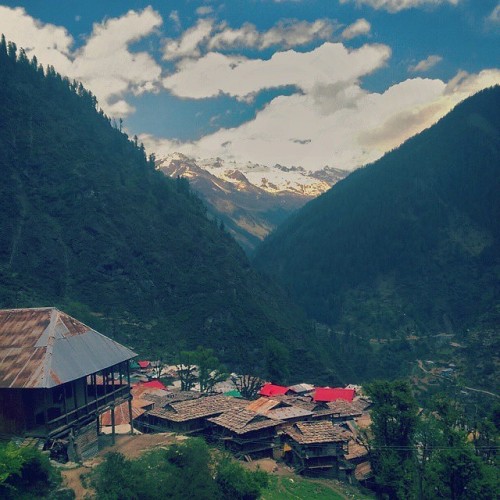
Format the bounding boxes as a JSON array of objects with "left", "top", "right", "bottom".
[
  {"left": 260, "top": 475, "right": 357, "bottom": 499},
  {"left": 365, "top": 380, "right": 419, "bottom": 498},
  {"left": 0, "top": 35, "right": 325, "bottom": 381},
  {"left": 366, "top": 382, "right": 500, "bottom": 499},
  {"left": 193, "top": 346, "right": 228, "bottom": 394},
  {"left": 89, "top": 439, "right": 268, "bottom": 500},
  {"left": 0, "top": 443, "right": 61, "bottom": 499},
  {"left": 263, "top": 338, "right": 290, "bottom": 384},
  {"left": 254, "top": 86, "right": 500, "bottom": 385},
  {"left": 215, "top": 455, "right": 268, "bottom": 500},
  {"left": 0, "top": 443, "right": 23, "bottom": 485}
]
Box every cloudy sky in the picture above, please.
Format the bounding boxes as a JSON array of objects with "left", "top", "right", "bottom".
[{"left": 0, "top": 0, "right": 499, "bottom": 171}]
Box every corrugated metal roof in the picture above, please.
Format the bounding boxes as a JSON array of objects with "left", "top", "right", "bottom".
[
  {"left": 313, "top": 388, "right": 355, "bottom": 402},
  {"left": 288, "top": 383, "right": 315, "bottom": 394},
  {"left": 0, "top": 308, "right": 137, "bottom": 389},
  {"left": 259, "top": 383, "right": 289, "bottom": 397}
]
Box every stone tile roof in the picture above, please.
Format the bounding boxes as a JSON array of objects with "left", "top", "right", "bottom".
[
  {"left": 144, "top": 390, "right": 201, "bottom": 407},
  {"left": 266, "top": 406, "right": 313, "bottom": 421},
  {"left": 285, "top": 421, "right": 350, "bottom": 445},
  {"left": 345, "top": 440, "right": 369, "bottom": 461},
  {"left": 208, "top": 408, "right": 283, "bottom": 435},
  {"left": 326, "top": 399, "right": 364, "bottom": 418},
  {"left": 148, "top": 394, "right": 246, "bottom": 422},
  {"left": 354, "top": 461, "right": 372, "bottom": 481},
  {"left": 273, "top": 395, "right": 317, "bottom": 412}
]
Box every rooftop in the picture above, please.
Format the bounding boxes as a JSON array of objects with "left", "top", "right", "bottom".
[
  {"left": 285, "top": 421, "right": 350, "bottom": 445},
  {"left": 313, "top": 388, "right": 355, "bottom": 403},
  {"left": 259, "top": 383, "right": 289, "bottom": 397},
  {"left": 0, "top": 308, "right": 136, "bottom": 389},
  {"left": 148, "top": 394, "right": 246, "bottom": 422},
  {"left": 208, "top": 408, "right": 282, "bottom": 434}
]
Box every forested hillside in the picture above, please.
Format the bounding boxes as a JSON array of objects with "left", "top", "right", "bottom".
[
  {"left": 254, "top": 87, "right": 500, "bottom": 386},
  {"left": 0, "top": 36, "right": 322, "bottom": 379}
]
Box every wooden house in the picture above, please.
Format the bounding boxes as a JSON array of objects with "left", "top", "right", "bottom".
[
  {"left": 208, "top": 408, "right": 283, "bottom": 459},
  {"left": 283, "top": 420, "right": 350, "bottom": 476},
  {"left": 138, "top": 394, "right": 246, "bottom": 434},
  {"left": 0, "top": 308, "right": 136, "bottom": 459}
]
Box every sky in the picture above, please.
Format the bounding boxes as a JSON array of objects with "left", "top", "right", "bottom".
[{"left": 0, "top": 0, "right": 499, "bottom": 172}]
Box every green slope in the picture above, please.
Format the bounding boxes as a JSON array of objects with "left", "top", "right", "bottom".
[
  {"left": 254, "top": 86, "right": 500, "bottom": 385},
  {"left": 0, "top": 37, "right": 321, "bottom": 379}
]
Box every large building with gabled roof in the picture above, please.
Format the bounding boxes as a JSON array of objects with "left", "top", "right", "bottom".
[{"left": 0, "top": 307, "right": 136, "bottom": 459}]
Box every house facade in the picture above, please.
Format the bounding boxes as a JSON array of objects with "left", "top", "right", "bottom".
[{"left": 283, "top": 420, "right": 350, "bottom": 476}]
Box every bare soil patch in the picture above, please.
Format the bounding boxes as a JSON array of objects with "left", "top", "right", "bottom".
[{"left": 60, "top": 432, "right": 180, "bottom": 499}]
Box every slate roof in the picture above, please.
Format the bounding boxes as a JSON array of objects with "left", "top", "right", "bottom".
[
  {"left": 208, "top": 408, "right": 283, "bottom": 434},
  {"left": 326, "top": 399, "right": 364, "bottom": 418},
  {"left": 148, "top": 394, "right": 246, "bottom": 422},
  {"left": 345, "top": 440, "right": 369, "bottom": 461},
  {"left": 141, "top": 390, "right": 201, "bottom": 407},
  {"left": 354, "top": 461, "right": 372, "bottom": 481},
  {"left": 266, "top": 406, "right": 313, "bottom": 421},
  {"left": 285, "top": 421, "right": 350, "bottom": 444},
  {"left": 0, "top": 308, "right": 137, "bottom": 389},
  {"left": 274, "top": 395, "right": 317, "bottom": 412}
]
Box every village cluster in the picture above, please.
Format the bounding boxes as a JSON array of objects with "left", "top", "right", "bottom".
[{"left": 0, "top": 307, "right": 372, "bottom": 485}]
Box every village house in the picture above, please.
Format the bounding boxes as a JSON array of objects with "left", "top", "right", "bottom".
[
  {"left": 246, "top": 397, "right": 313, "bottom": 424},
  {"left": 0, "top": 307, "right": 136, "bottom": 460},
  {"left": 137, "top": 394, "right": 246, "bottom": 434},
  {"left": 208, "top": 408, "right": 283, "bottom": 459},
  {"left": 283, "top": 420, "right": 350, "bottom": 476}
]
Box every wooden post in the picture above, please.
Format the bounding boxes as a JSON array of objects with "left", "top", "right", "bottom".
[
  {"left": 73, "top": 380, "right": 78, "bottom": 418},
  {"left": 128, "top": 397, "right": 134, "bottom": 435},
  {"left": 63, "top": 385, "right": 68, "bottom": 424},
  {"left": 111, "top": 404, "right": 116, "bottom": 445}
]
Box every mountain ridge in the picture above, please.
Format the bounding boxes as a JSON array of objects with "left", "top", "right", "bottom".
[
  {"left": 0, "top": 37, "right": 325, "bottom": 380},
  {"left": 156, "top": 153, "right": 347, "bottom": 253},
  {"left": 253, "top": 86, "right": 500, "bottom": 386}
]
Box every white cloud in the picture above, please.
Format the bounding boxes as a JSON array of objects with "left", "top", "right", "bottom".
[
  {"left": 163, "top": 42, "right": 391, "bottom": 100},
  {"left": 408, "top": 54, "right": 442, "bottom": 73},
  {"left": 339, "top": 0, "right": 459, "bottom": 13},
  {"left": 487, "top": 4, "right": 500, "bottom": 24},
  {"left": 196, "top": 6, "right": 214, "bottom": 16},
  {"left": 0, "top": 6, "right": 163, "bottom": 118},
  {"left": 341, "top": 19, "right": 371, "bottom": 40},
  {"left": 162, "top": 18, "right": 337, "bottom": 62},
  {"left": 163, "top": 18, "right": 214, "bottom": 60},
  {"left": 0, "top": 6, "right": 74, "bottom": 69},
  {"left": 144, "top": 68, "right": 500, "bottom": 172},
  {"left": 208, "top": 19, "right": 336, "bottom": 51},
  {"left": 169, "top": 10, "right": 181, "bottom": 30}
]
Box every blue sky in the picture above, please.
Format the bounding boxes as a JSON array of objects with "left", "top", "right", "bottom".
[{"left": 0, "top": 0, "right": 498, "bottom": 171}]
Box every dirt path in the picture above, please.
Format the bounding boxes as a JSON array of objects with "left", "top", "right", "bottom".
[{"left": 60, "top": 432, "right": 180, "bottom": 499}]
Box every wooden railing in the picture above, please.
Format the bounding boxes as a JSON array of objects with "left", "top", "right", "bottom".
[{"left": 41, "top": 385, "right": 130, "bottom": 437}]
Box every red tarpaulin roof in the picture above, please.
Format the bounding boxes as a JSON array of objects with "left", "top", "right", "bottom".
[
  {"left": 138, "top": 360, "right": 151, "bottom": 368},
  {"left": 139, "top": 379, "right": 167, "bottom": 390},
  {"left": 259, "top": 383, "right": 289, "bottom": 397},
  {"left": 313, "top": 388, "right": 355, "bottom": 402}
]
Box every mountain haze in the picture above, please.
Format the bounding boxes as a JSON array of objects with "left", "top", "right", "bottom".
[
  {"left": 254, "top": 86, "right": 500, "bottom": 386},
  {"left": 0, "top": 37, "right": 324, "bottom": 379}
]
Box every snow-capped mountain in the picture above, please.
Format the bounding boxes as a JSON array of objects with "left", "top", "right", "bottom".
[{"left": 156, "top": 153, "right": 347, "bottom": 253}]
